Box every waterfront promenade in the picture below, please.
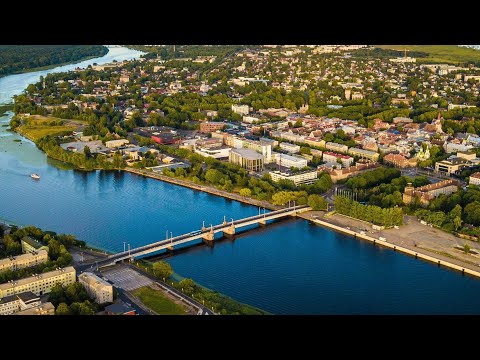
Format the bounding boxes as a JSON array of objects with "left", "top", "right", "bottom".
[{"left": 126, "top": 168, "right": 279, "bottom": 211}]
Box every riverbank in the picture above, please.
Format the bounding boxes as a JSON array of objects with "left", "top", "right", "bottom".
[
  {"left": 299, "top": 211, "right": 480, "bottom": 279},
  {"left": 0, "top": 47, "right": 109, "bottom": 81},
  {"left": 126, "top": 167, "right": 280, "bottom": 211}
]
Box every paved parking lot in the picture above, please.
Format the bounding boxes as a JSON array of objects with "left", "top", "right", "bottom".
[{"left": 102, "top": 266, "right": 153, "bottom": 291}]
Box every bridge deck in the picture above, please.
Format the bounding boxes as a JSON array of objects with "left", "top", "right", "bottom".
[{"left": 98, "top": 206, "right": 308, "bottom": 267}]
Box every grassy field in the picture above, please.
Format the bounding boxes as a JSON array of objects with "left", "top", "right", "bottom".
[
  {"left": 16, "top": 115, "right": 79, "bottom": 142},
  {"left": 376, "top": 45, "right": 480, "bottom": 65},
  {"left": 132, "top": 286, "right": 187, "bottom": 315}
]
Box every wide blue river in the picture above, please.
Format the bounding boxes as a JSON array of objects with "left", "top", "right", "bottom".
[{"left": 2, "top": 46, "right": 480, "bottom": 314}]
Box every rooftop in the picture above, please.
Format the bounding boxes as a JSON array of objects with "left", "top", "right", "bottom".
[
  {"left": 415, "top": 179, "right": 460, "bottom": 193},
  {"left": 79, "top": 272, "right": 111, "bottom": 288},
  {"left": 105, "top": 300, "right": 135, "bottom": 315},
  {"left": 0, "top": 266, "right": 75, "bottom": 292},
  {"left": 230, "top": 148, "right": 264, "bottom": 160}
]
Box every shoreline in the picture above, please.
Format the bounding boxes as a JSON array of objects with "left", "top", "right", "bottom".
[
  {"left": 125, "top": 167, "right": 280, "bottom": 211},
  {"left": 0, "top": 49, "right": 109, "bottom": 80},
  {"left": 9, "top": 120, "right": 480, "bottom": 282},
  {"left": 298, "top": 212, "right": 480, "bottom": 279}
]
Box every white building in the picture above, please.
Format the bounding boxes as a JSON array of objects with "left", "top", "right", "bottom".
[
  {"left": 279, "top": 142, "right": 300, "bottom": 154},
  {"left": 0, "top": 267, "right": 76, "bottom": 299},
  {"left": 105, "top": 139, "right": 129, "bottom": 148},
  {"left": 322, "top": 151, "right": 354, "bottom": 168},
  {"left": 241, "top": 139, "right": 273, "bottom": 163},
  {"left": 78, "top": 272, "right": 114, "bottom": 304},
  {"left": 0, "top": 291, "right": 54, "bottom": 315},
  {"left": 269, "top": 169, "right": 318, "bottom": 185},
  {"left": 469, "top": 172, "right": 480, "bottom": 186},
  {"left": 445, "top": 142, "right": 473, "bottom": 153},
  {"left": 274, "top": 153, "right": 308, "bottom": 169},
  {"left": 232, "top": 104, "right": 250, "bottom": 115},
  {"left": 194, "top": 146, "right": 231, "bottom": 159}
]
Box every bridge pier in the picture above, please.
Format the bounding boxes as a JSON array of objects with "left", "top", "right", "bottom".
[
  {"left": 223, "top": 225, "right": 236, "bottom": 237},
  {"left": 167, "top": 245, "right": 174, "bottom": 252},
  {"left": 202, "top": 225, "right": 215, "bottom": 243},
  {"left": 258, "top": 219, "right": 267, "bottom": 226}
]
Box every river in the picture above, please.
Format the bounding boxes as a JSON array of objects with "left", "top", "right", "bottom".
[{"left": 2, "top": 46, "right": 480, "bottom": 314}]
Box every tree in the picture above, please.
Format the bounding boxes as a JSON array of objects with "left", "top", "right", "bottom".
[
  {"left": 179, "top": 278, "right": 196, "bottom": 295},
  {"left": 300, "top": 146, "right": 311, "bottom": 155},
  {"left": 308, "top": 194, "right": 328, "bottom": 211},
  {"left": 239, "top": 188, "right": 252, "bottom": 197},
  {"left": 55, "top": 303, "right": 72, "bottom": 315},
  {"left": 271, "top": 191, "right": 298, "bottom": 206},
  {"left": 84, "top": 145, "right": 91, "bottom": 159},
  {"left": 153, "top": 261, "right": 173, "bottom": 279},
  {"left": 464, "top": 244, "right": 471, "bottom": 254},
  {"left": 204, "top": 169, "right": 223, "bottom": 185}
]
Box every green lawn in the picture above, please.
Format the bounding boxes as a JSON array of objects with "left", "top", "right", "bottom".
[
  {"left": 16, "top": 115, "right": 77, "bottom": 142},
  {"left": 377, "top": 45, "right": 480, "bottom": 65},
  {"left": 132, "top": 286, "right": 187, "bottom": 315}
]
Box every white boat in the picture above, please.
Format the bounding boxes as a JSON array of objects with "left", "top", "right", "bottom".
[{"left": 31, "top": 173, "right": 40, "bottom": 180}]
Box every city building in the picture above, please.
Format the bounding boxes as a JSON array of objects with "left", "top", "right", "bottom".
[
  {"left": 242, "top": 116, "right": 260, "bottom": 124},
  {"left": 78, "top": 272, "right": 113, "bottom": 304},
  {"left": 199, "top": 121, "right": 225, "bottom": 134},
  {"left": 445, "top": 142, "right": 473, "bottom": 153},
  {"left": 105, "top": 300, "right": 136, "bottom": 315},
  {"left": 21, "top": 237, "right": 48, "bottom": 254},
  {"left": 318, "top": 163, "right": 380, "bottom": 183},
  {"left": 435, "top": 157, "right": 470, "bottom": 174},
  {"left": 0, "top": 291, "right": 54, "bottom": 315},
  {"left": 469, "top": 172, "right": 480, "bottom": 186},
  {"left": 351, "top": 92, "right": 364, "bottom": 100},
  {"left": 304, "top": 137, "right": 325, "bottom": 148},
  {"left": 242, "top": 139, "right": 273, "bottom": 163},
  {"left": 348, "top": 147, "right": 380, "bottom": 162},
  {"left": 274, "top": 153, "right": 308, "bottom": 169},
  {"left": 105, "top": 139, "right": 129, "bottom": 148},
  {"left": 231, "top": 104, "right": 250, "bottom": 115},
  {"left": 279, "top": 142, "right": 300, "bottom": 154},
  {"left": 322, "top": 151, "right": 354, "bottom": 168},
  {"left": 229, "top": 148, "right": 264, "bottom": 171},
  {"left": 403, "top": 180, "right": 461, "bottom": 206},
  {"left": 383, "top": 153, "right": 417, "bottom": 168},
  {"left": 269, "top": 169, "right": 318, "bottom": 185},
  {"left": 194, "top": 146, "right": 231, "bottom": 159},
  {"left": 0, "top": 249, "right": 48, "bottom": 273},
  {"left": 15, "top": 302, "right": 55, "bottom": 315},
  {"left": 325, "top": 142, "right": 348, "bottom": 154},
  {"left": 0, "top": 267, "right": 76, "bottom": 299}
]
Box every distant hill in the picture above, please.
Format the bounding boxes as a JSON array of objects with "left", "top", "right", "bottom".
[
  {"left": 376, "top": 45, "right": 480, "bottom": 65},
  {"left": 0, "top": 45, "right": 108, "bottom": 77}
]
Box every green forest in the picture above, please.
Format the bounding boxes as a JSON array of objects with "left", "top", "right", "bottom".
[{"left": 0, "top": 45, "right": 108, "bottom": 77}]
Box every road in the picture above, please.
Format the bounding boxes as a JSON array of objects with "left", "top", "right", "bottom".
[{"left": 115, "top": 287, "right": 151, "bottom": 315}]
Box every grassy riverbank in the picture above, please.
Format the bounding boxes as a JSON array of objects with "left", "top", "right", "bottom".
[
  {"left": 132, "top": 286, "right": 188, "bottom": 315},
  {"left": 137, "top": 261, "right": 269, "bottom": 315},
  {"left": 14, "top": 115, "right": 79, "bottom": 142},
  {"left": 377, "top": 45, "right": 480, "bottom": 65}
]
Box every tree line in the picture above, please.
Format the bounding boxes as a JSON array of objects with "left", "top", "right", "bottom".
[
  {"left": 0, "top": 45, "right": 108, "bottom": 77},
  {"left": 334, "top": 196, "right": 403, "bottom": 227}
]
